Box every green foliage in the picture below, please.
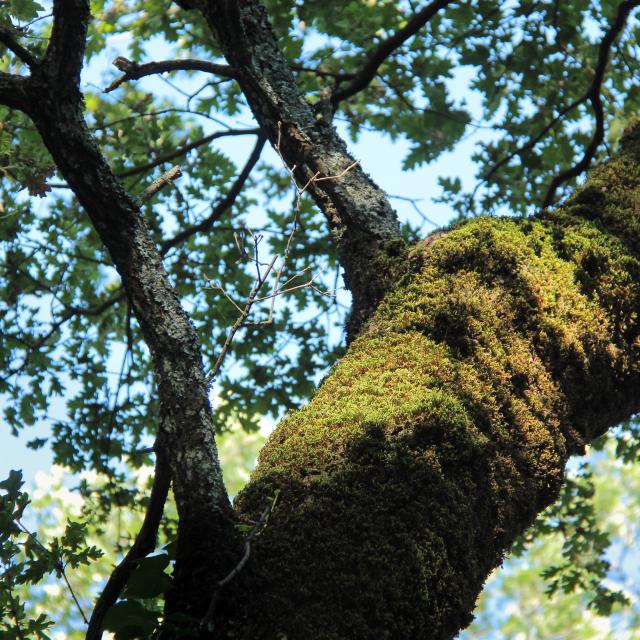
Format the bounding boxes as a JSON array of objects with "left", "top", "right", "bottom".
[
  {"left": 513, "top": 466, "right": 628, "bottom": 615},
  {"left": 0, "top": 470, "right": 102, "bottom": 638}
]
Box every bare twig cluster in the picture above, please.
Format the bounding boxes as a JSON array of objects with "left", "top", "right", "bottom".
[{"left": 204, "top": 122, "right": 359, "bottom": 384}]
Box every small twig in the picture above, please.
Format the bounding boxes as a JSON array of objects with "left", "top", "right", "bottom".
[
  {"left": 137, "top": 165, "right": 182, "bottom": 204},
  {"left": 205, "top": 254, "right": 278, "bottom": 385},
  {"left": 200, "top": 491, "right": 280, "bottom": 631},
  {"left": 13, "top": 519, "right": 88, "bottom": 625},
  {"left": 205, "top": 123, "right": 355, "bottom": 382},
  {"left": 388, "top": 194, "right": 439, "bottom": 228}
]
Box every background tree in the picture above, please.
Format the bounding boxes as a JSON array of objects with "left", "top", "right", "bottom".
[{"left": 2, "top": 0, "right": 640, "bottom": 638}]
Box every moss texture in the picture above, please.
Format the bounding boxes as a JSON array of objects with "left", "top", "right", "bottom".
[{"left": 216, "top": 125, "right": 640, "bottom": 639}]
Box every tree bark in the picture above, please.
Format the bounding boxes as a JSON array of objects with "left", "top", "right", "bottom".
[
  {"left": 12, "top": 0, "right": 243, "bottom": 626},
  {"left": 197, "top": 0, "right": 405, "bottom": 339},
  {"left": 205, "top": 126, "right": 640, "bottom": 639}
]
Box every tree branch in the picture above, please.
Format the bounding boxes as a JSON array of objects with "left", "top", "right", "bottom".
[
  {"left": 43, "top": 0, "right": 90, "bottom": 88},
  {"left": 161, "top": 135, "right": 266, "bottom": 254},
  {"left": 85, "top": 445, "right": 171, "bottom": 640},
  {"left": 197, "top": 0, "right": 403, "bottom": 338},
  {"left": 138, "top": 165, "right": 182, "bottom": 204},
  {"left": 2, "top": 0, "right": 243, "bottom": 625},
  {"left": 331, "top": 0, "right": 455, "bottom": 106},
  {"left": 117, "top": 127, "right": 260, "bottom": 179},
  {"left": 104, "top": 57, "right": 237, "bottom": 93},
  {"left": 542, "top": 0, "right": 640, "bottom": 207},
  {"left": 0, "top": 27, "right": 40, "bottom": 68}
]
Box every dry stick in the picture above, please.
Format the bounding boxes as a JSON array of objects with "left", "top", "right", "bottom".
[
  {"left": 205, "top": 253, "right": 278, "bottom": 386},
  {"left": 13, "top": 519, "right": 88, "bottom": 625},
  {"left": 85, "top": 445, "right": 171, "bottom": 640},
  {"left": 138, "top": 165, "right": 182, "bottom": 204},
  {"left": 104, "top": 57, "right": 237, "bottom": 93},
  {"left": 205, "top": 124, "right": 358, "bottom": 381},
  {"left": 200, "top": 490, "right": 280, "bottom": 632}
]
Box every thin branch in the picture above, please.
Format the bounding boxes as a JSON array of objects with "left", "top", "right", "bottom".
[
  {"left": 0, "top": 292, "right": 125, "bottom": 386},
  {"left": 117, "top": 127, "right": 260, "bottom": 179},
  {"left": 161, "top": 135, "right": 266, "bottom": 254},
  {"left": 104, "top": 57, "right": 237, "bottom": 93},
  {"left": 205, "top": 253, "right": 278, "bottom": 385},
  {"left": 85, "top": 445, "right": 171, "bottom": 640},
  {"left": 331, "top": 0, "right": 454, "bottom": 105},
  {"left": 200, "top": 490, "right": 280, "bottom": 632},
  {"left": 0, "top": 27, "right": 40, "bottom": 67},
  {"left": 138, "top": 165, "right": 182, "bottom": 204},
  {"left": 542, "top": 0, "right": 640, "bottom": 207},
  {"left": 469, "top": 97, "right": 587, "bottom": 205}
]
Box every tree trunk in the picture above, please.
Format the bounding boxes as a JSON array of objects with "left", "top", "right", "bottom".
[{"left": 203, "top": 125, "right": 640, "bottom": 639}]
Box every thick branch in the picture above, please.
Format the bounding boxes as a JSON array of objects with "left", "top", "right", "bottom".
[
  {"left": 0, "top": 72, "right": 30, "bottom": 110},
  {"left": 197, "top": 0, "right": 403, "bottom": 337},
  {"left": 542, "top": 0, "right": 640, "bottom": 207},
  {"left": 10, "top": 0, "right": 243, "bottom": 624},
  {"left": 104, "top": 57, "right": 237, "bottom": 93},
  {"left": 44, "top": 0, "right": 90, "bottom": 89},
  {"left": 331, "top": 0, "right": 455, "bottom": 105},
  {"left": 211, "top": 123, "right": 640, "bottom": 639}
]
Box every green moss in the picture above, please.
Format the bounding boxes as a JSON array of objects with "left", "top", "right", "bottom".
[{"left": 217, "top": 125, "right": 640, "bottom": 639}]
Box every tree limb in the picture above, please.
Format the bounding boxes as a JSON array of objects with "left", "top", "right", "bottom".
[
  {"left": 43, "top": 0, "right": 90, "bottom": 88},
  {"left": 331, "top": 0, "right": 455, "bottom": 106},
  {"left": 542, "top": 0, "right": 640, "bottom": 207},
  {"left": 104, "top": 57, "right": 237, "bottom": 93},
  {"left": 197, "top": 0, "right": 403, "bottom": 338},
  {"left": 5, "top": 0, "right": 243, "bottom": 625},
  {"left": 161, "top": 135, "right": 266, "bottom": 254},
  {"left": 0, "top": 71, "right": 30, "bottom": 110},
  {"left": 85, "top": 445, "right": 171, "bottom": 640},
  {"left": 0, "top": 27, "right": 40, "bottom": 68}
]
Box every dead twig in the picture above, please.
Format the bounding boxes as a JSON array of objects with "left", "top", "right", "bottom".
[
  {"left": 138, "top": 165, "right": 182, "bottom": 204},
  {"left": 200, "top": 490, "right": 280, "bottom": 632}
]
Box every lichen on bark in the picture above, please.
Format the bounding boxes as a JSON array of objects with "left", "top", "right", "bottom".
[{"left": 212, "top": 125, "right": 640, "bottom": 639}]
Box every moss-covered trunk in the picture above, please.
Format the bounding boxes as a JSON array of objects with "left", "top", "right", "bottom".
[{"left": 202, "top": 127, "right": 640, "bottom": 639}]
